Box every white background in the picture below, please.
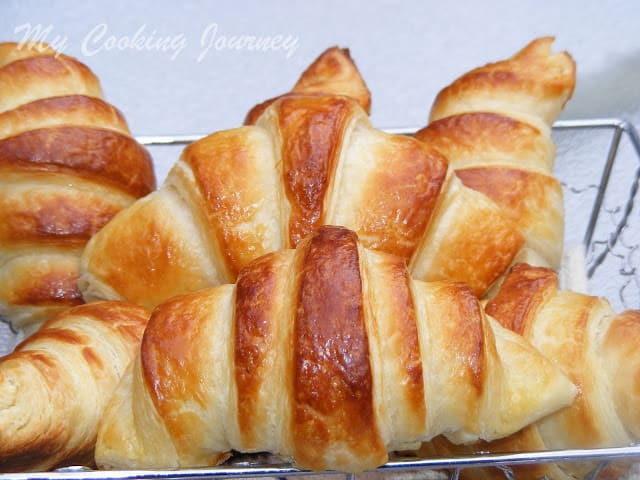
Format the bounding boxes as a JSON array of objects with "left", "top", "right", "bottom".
[{"left": 3, "top": 0, "right": 639, "bottom": 142}]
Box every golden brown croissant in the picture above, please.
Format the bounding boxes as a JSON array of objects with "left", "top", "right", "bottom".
[
  {"left": 411, "top": 37, "right": 575, "bottom": 295},
  {"left": 95, "top": 225, "right": 576, "bottom": 473},
  {"left": 78, "top": 46, "right": 448, "bottom": 309},
  {"left": 420, "top": 263, "right": 640, "bottom": 480},
  {"left": 0, "top": 41, "right": 156, "bottom": 332},
  {"left": 79, "top": 39, "right": 574, "bottom": 311},
  {"left": 0, "top": 300, "right": 150, "bottom": 472}
]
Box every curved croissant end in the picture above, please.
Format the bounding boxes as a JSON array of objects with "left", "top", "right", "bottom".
[
  {"left": 429, "top": 36, "right": 576, "bottom": 127},
  {"left": 0, "top": 301, "right": 150, "bottom": 472},
  {"left": 421, "top": 263, "right": 640, "bottom": 480},
  {"left": 411, "top": 37, "right": 574, "bottom": 295},
  {"left": 245, "top": 46, "right": 371, "bottom": 124}
]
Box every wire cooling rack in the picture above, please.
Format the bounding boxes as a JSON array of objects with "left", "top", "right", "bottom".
[
  {"left": 1, "top": 118, "right": 639, "bottom": 480},
  {"left": 0, "top": 445, "right": 632, "bottom": 480}
]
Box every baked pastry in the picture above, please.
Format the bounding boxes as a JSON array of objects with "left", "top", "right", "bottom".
[
  {"left": 0, "top": 301, "right": 150, "bottom": 472},
  {"left": 0, "top": 41, "right": 156, "bottom": 333},
  {"left": 78, "top": 46, "right": 447, "bottom": 308},
  {"left": 411, "top": 37, "right": 575, "bottom": 294},
  {"left": 79, "top": 39, "right": 574, "bottom": 310},
  {"left": 420, "top": 263, "right": 640, "bottom": 480},
  {"left": 95, "top": 225, "right": 576, "bottom": 473}
]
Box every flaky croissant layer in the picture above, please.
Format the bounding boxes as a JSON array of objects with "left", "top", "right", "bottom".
[{"left": 96, "top": 226, "right": 576, "bottom": 473}]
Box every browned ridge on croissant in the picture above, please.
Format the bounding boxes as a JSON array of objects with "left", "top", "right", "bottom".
[
  {"left": 95, "top": 225, "right": 576, "bottom": 473},
  {"left": 0, "top": 94, "right": 130, "bottom": 138},
  {"left": 0, "top": 126, "right": 154, "bottom": 198},
  {"left": 0, "top": 41, "right": 156, "bottom": 331}
]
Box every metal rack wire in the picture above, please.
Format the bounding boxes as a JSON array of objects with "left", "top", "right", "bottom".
[
  {"left": 1, "top": 118, "right": 639, "bottom": 480},
  {"left": 0, "top": 445, "right": 632, "bottom": 480}
]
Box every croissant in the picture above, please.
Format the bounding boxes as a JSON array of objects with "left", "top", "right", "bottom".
[
  {"left": 78, "top": 46, "right": 445, "bottom": 308},
  {"left": 95, "top": 225, "right": 576, "bottom": 473},
  {"left": 0, "top": 300, "right": 150, "bottom": 472},
  {"left": 420, "top": 263, "right": 640, "bottom": 480},
  {"left": 0, "top": 41, "right": 156, "bottom": 332},
  {"left": 411, "top": 36, "right": 575, "bottom": 294},
  {"left": 79, "top": 39, "right": 574, "bottom": 311}
]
